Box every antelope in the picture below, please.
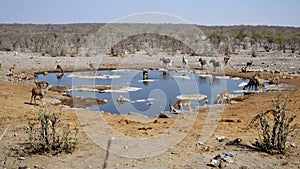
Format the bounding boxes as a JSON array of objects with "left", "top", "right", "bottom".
[
  {"left": 254, "top": 76, "right": 266, "bottom": 92},
  {"left": 224, "top": 55, "right": 230, "bottom": 65},
  {"left": 30, "top": 81, "right": 49, "bottom": 106},
  {"left": 243, "top": 73, "right": 263, "bottom": 91},
  {"left": 9, "top": 72, "right": 26, "bottom": 82},
  {"left": 268, "top": 76, "right": 280, "bottom": 85},
  {"left": 9, "top": 64, "right": 16, "bottom": 73},
  {"left": 87, "top": 61, "right": 97, "bottom": 72},
  {"left": 159, "top": 57, "right": 171, "bottom": 68},
  {"left": 170, "top": 99, "right": 192, "bottom": 113},
  {"left": 215, "top": 91, "right": 231, "bottom": 104},
  {"left": 34, "top": 79, "right": 49, "bottom": 89},
  {"left": 56, "top": 64, "right": 64, "bottom": 73},
  {"left": 241, "top": 66, "right": 248, "bottom": 73},
  {"left": 198, "top": 57, "right": 207, "bottom": 69},
  {"left": 55, "top": 64, "right": 64, "bottom": 79}
]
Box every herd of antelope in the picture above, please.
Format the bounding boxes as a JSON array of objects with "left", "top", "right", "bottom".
[{"left": 2, "top": 54, "right": 280, "bottom": 113}]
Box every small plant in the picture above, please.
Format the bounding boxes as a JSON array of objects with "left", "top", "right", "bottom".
[
  {"left": 247, "top": 95, "right": 298, "bottom": 154},
  {"left": 25, "top": 109, "right": 78, "bottom": 155}
]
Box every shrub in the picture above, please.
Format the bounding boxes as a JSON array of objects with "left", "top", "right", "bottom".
[
  {"left": 247, "top": 95, "right": 298, "bottom": 154},
  {"left": 25, "top": 109, "right": 78, "bottom": 155}
]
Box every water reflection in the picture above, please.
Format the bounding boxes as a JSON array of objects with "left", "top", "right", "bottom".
[{"left": 38, "top": 70, "right": 247, "bottom": 117}]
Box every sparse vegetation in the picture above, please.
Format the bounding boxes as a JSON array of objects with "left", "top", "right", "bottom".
[
  {"left": 25, "top": 108, "right": 78, "bottom": 155},
  {"left": 247, "top": 95, "right": 298, "bottom": 154},
  {"left": 0, "top": 24, "right": 299, "bottom": 57}
]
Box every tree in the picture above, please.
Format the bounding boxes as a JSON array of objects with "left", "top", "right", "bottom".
[{"left": 208, "top": 33, "right": 227, "bottom": 49}]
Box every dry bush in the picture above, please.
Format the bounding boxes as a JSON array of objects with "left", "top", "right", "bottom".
[
  {"left": 25, "top": 109, "right": 78, "bottom": 155},
  {"left": 247, "top": 95, "right": 298, "bottom": 154}
]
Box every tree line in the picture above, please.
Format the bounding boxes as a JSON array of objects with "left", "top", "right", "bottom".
[{"left": 0, "top": 23, "right": 299, "bottom": 57}]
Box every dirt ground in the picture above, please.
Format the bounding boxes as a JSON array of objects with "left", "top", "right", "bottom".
[{"left": 0, "top": 51, "right": 300, "bottom": 169}]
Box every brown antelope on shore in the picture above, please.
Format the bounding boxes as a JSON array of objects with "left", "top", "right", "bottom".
[
  {"left": 56, "top": 64, "right": 64, "bottom": 73},
  {"left": 215, "top": 91, "right": 231, "bottom": 104},
  {"left": 30, "top": 81, "right": 49, "bottom": 106},
  {"left": 224, "top": 55, "right": 230, "bottom": 65},
  {"left": 34, "top": 79, "right": 49, "bottom": 88},
  {"left": 87, "top": 61, "right": 97, "bottom": 72},
  {"left": 170, "top": 99, "right": 192, "bottom": 113}
]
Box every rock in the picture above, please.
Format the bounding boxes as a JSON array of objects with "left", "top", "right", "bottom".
[
  {"left": 216, "top": 136, "right": 227, "bottom": 142},
  {"left": 158, "top": 113, "right": 169, "bottom": 118},
  {"left": 225, "top": 138, "right": 242, "bottom": 145},
  {"left": 290, "top": 142, "right": 296, "bottom": 147},
  {"left": 209, "top": 159, "right": 220, "bottom": 167},
  {"left": 18, "top": 166, "right": 30, "bottom": 169},
  {"left": 18, "top": 157, "right": 25, "bottom": 160},
  {"left": 220, "top": 152, "right": 234, "bottom": 163},
  {"left": 196, "top": 141, "right": 204, "bottom": 146}
]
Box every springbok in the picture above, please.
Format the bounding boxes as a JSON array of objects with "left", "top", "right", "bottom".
[
  {"left": 170, "top": 99, "right": 192, "bottom": 113},
  {"left": 198, "top": 57, "right": 207, "bottom": 69},
  {"left": 30, "top": 81, "right": 50, "bottom": 106},
  {"left": 9, "top": 64, "right": 16, "bottom": 73},
  {"left": 215, "top": 91, "right": 231, "bottom": 104},
  {"left": 87, "top": 61, "right": 97, "bottom": 72},
  {"left": 55, "top": 64, "right": 64, "bottom": 79},
  {"left": 159, "top": 57, "right": 171, "bottom": 68},
  {"left": 268, "top": 76, "right": 280, "bottom": 85},
  {"left": 224, "top": 55, "right": 230, "bottom": 65},
  {"left": 34, "top": 79, "right": 49, "bottom": 89},
  {"left": 241, "top": 66, "right": 248, "bottom": 73},
  {"left": 56, "top": 64, "right": 64, "bottom": 73},
  {"left": 254, "top": 76, "right": 266, "bottom": 92}
]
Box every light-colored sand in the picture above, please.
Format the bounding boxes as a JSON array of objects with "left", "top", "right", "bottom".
[{"left": 0, "top": 51, "right": 299, "bottom": 168}]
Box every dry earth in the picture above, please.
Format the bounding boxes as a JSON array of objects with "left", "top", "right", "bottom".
[{"left": 0, "top": 51, "right": 299, "bottom": 169}]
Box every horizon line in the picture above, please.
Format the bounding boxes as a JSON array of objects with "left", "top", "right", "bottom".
[{"left": 0, "top": 22, "right": 299, "bottom": 28}]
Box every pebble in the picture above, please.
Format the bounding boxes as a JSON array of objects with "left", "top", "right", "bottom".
[
  {"left": 217, "top": 136, "right": 227, "bottom": 142},
  {"left": 210, "top": 159, "right": 220, "bottom": 167},
  {"left": 18, "top": 157, "right": 25, "bottom": 160},
  {"left": 196, "top": 141, "right": 204, "bottom": 146},
  {"left": 290, "top": 142, "right": 296, "bottom": 147}
]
